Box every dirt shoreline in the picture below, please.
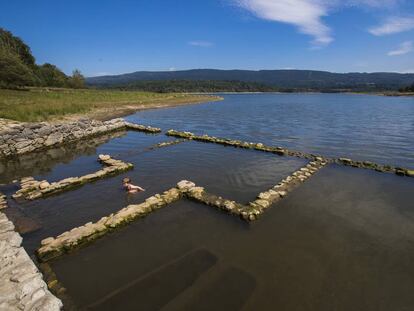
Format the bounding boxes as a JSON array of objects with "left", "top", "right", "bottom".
[{"left": 85, "top": 95, "right": 223, "bottom": 121}]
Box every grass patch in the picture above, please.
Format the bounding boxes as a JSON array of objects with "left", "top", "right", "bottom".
[{"left": 0, "top": 88, "right": 218, "bottom": 122}]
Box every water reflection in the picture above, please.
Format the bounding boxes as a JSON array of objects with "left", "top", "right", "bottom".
[{"left": 0, "top": 131, "right": 127, "bottom": 184}]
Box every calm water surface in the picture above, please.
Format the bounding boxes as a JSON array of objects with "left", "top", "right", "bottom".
[
  {"left": 51, "top": 165, "right": 414, "bottom": 311},
  {"left": 127, "top": 93, "right": 414, "bottom": 169},
  {"left": 0, "top": 93, "right": 413, "bottom": 310}
]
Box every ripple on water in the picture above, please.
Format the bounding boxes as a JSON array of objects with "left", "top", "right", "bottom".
[{"left": 127, "top": 93, "right": 414, "bottom": 169}]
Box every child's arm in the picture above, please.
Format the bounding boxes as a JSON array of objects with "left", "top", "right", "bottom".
[{"left": 131, "top": 184, "right": 145, "bottom": 191}]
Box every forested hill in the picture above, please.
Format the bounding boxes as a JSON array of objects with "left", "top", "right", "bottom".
[{"left": 86, "top": 69, "right": 414, "bottom": 92}]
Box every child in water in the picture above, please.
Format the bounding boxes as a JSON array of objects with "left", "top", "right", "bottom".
[{"left": 123, "top": 177, "right": 145, "bottom": 193}]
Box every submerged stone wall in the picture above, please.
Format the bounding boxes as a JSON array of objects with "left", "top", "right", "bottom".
[
  {"left": 36, "top": 187, "right": 182, "bottom": 262},
  {"left": 37, "top": 164, "right": 327, "bottom": 262},
  {"left": 166, "top": 130, "right": 414, "bottom": 177},
  {"left": 335, "top": 157, "right": 414, "bottom": 177},
  {"left": 244, "top": 159, "right": 327, "bottom": 220},
  {"left": 12, "top": 155, "right": 133, "bottom": 201},
  {"left": 0, "top": 118, "right": 161, "bottom": 158},
  {"left": 0, "top": 210, "right": 62, "bottom": 310},
  {"left": 166, "top": 129, "right": 321, "bottom": 159},
  {"left": 183, "top": 160, "right": 327, "bottom": 221}
]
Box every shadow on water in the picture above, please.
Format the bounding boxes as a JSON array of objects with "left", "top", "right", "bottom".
[{"left": 49, "top": 165, "right": 414, "bottom": 311}]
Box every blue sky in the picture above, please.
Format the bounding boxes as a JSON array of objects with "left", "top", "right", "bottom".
[{"left": 1, "top": 0, "right": 414, "bottom": 76}]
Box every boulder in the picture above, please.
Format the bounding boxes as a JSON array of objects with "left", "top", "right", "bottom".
[
  {"left": 98, "top": 154, "right": 111, "bottom": 161},
  {"left": 177, "top": 180, "right": 195, "bottom": 191},
  {"left": 38, "top": 181, "right": 50, "bottom": 190},
  {"left": 339, "top": 158, "right": 352, "bottom": 165},
  {"left": 44, "top": 133, "right": 63, "bottom": 147}
]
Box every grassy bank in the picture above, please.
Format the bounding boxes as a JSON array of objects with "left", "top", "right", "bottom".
[{"left": 0, "top": 88, "right": 221, "bottom": 122}]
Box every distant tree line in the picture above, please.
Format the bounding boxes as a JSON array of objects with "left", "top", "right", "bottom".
[
  {"left": 102, "top": 80, "right": 280, "bottom": 93},
  {"left": 97, "top": 79, "right": 401, "bottom": 93},
  {"left": 0, "top": 28, "right": 85, "bottom": 89},
  {"left": 399, "top": 83, "right": 414, "bottom": 92}
]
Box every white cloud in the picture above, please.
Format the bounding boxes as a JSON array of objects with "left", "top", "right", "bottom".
[
  {"left": 369, "top": 16, "right": 414, "bottom": 36},
  {"left": 236, "top": 0, "right": 333, "bottom": 46},
  {"left": 234, "top": 0, "right": 404, "bottom": 47},
  {"left": 188, "top": 41, "right": 214, "bottom": 47},
  {"left": 388, "top": 41, "right": 413, "bottom": 56}
]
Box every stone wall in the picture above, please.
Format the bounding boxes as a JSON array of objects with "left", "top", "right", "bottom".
[
  {"left": 183, "top": 160, "right": 327, "bottom": 221},
  {"left": 36, "top": 187, "right": 182, "bottom": 262},
  {"left": 0, "top": 118, "right": 161, "bottom": 158},
  {"left": 0, "top": 131, "right": 127, "bottom": 184},
  {"left": 36, "top": 165, "right": 327, "bottom": 262},
  {"left": 12, "top": 155, "right": 133, "bottom": 201},
  {"left": 0, "top": 210, "right": 62, "bottom": 310},
  {"left": 0, "top": 192, "right": 6, "bottom": 210},
  {"left": 166, "top": 130, "right": 414, "bottom": 177}
]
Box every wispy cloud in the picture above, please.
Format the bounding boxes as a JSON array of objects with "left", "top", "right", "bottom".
[
  {"left": 188, "top": 40, "right": 214, "bottom": 47},
  {"left": 236, "top": 0, "right": 333, "bottom": 47},
  {"left": 388, "top": 41, "right": 413, "bottom": 56},
  {"left": 234, "top": 0, "right": 404, "bottom": 47},
  {"left": 369, "top": 16, "right": 414, "bottom": 35}
]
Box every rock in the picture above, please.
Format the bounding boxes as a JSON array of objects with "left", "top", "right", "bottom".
[
  {"left": 44, "top": 132, "right": 63, "bottom": 147},
  {"left": 224, "top": 201, "right": 236, "bottom": 211},
  {"left": 177, "top": 180, "right": 196, "bottom": 191},
  {"left": 395, "top": 169, "right": 406, "bottom": 176},
  {"left": 253, "top": 199, "right": 271, "bottom": 209},
  {"left": 258, "top": 192, "right": 272, "bottom": 200},
  {"left": 98, "top": 154, "right": 111, "bottom": 161},
  {"left": 339, "top": 158, "right": 352, "bottom": 164},
  {"left": 37, "top": 126, "right": 54, "bottom": 137},
  {"left": 0, "top": 212, "right": 62, "bottom": 310},
  {"left": 38, "top": 181, "right": 50, "bottom": 190},
  {"left": 278, "top": 191, "right": 287, "bottom": 197}
]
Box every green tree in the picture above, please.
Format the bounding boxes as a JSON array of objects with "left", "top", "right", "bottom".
[
  {"left": 35, "top": 63, "right": 68, "bottom": 87},
  {"left": 68, "top": 69, "right": 85, "bottom": 88},
  {"left": 0, "top": 28, "right": 35, "bottom": 67},
  {"left": 0, "top": 50, "right": 37, "bottom": 88}
]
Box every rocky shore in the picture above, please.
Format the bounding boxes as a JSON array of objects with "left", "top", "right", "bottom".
[
  {"left": 0, "top": 118, "right": 161, "bottom": 158},
  {"left": 0, "top": 209, "right": 62, "bottom": 310}
]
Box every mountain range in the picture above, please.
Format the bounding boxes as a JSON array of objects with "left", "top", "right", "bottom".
[{"left": 86, "top": 69, "right": 414, "bottom": 92}]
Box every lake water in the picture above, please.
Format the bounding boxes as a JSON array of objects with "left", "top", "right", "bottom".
[
  {"left": 1, "top": 93, "right": 413, "bottom": 310},
  {"left": 126, "top": 93, "right": 414, "bottom": 169}
]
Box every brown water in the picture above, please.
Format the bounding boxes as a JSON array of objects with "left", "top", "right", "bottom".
[
  {"left": 1, "top": 93, "right": 413, "bottom": 310},
  {"left": 50, "top": 164, "right": 414, "bottom": 311}
]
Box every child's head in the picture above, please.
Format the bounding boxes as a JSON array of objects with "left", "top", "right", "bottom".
[{"left": 122, "top": 177, "right": 131, "bottom": 184}]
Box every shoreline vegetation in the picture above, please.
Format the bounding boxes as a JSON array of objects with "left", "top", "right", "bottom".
[
  {"left": 0, "top": 25, "right": 412, "bottom": 125},
  {"left": 0, "top": 88, "right": 222, "bottom": 123}
]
